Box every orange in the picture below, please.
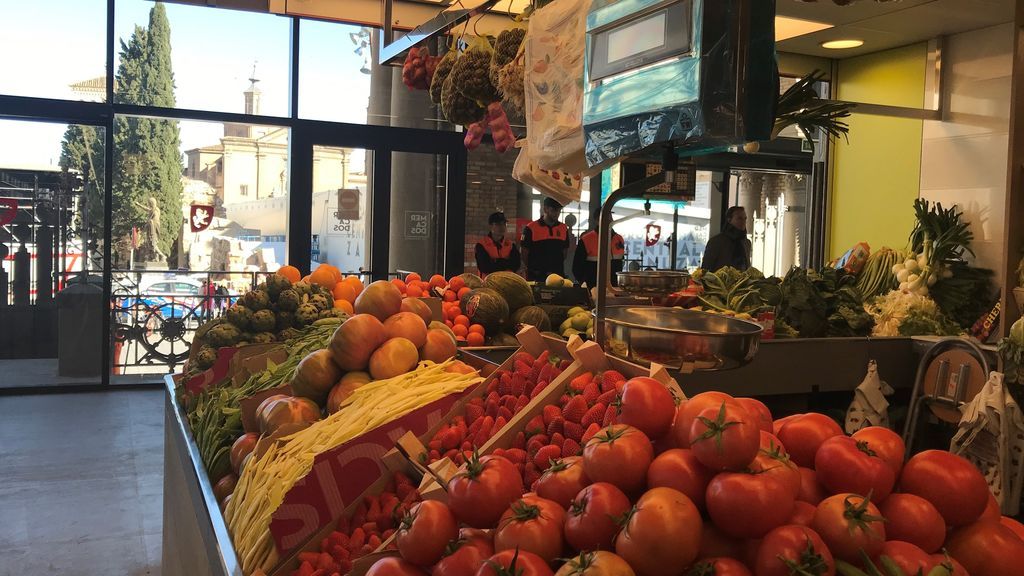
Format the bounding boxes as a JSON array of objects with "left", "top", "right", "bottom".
[
  {"left": 309, "top": 266, "right": 337, "bottom": 288},
  {"left": 334, "top": 299, "right": 354, "bottom": 314},
  {"left": 443, "top": 290, "right": 457, "bottom": 302},
  {"left": 321, "top": 264, "right": 342, "bottom": 282},
  {"left": 332, "top": 282, "right": 356, "bottom": 302},
  {"left": 449, "top": 276, "right": 466, "bottom": 292},
  {"left": 452, "top": 324, "right": 469, "bottom": 337},
  {"left": 391, "top": 278, "right": 407, "bottom": 294},
  {"left": 468, "top": 324, "right": 486, "bottom": 335},
  {"left": 344, "top": 276, "right": 364, "bottom": 298},
  {"left": 466, "top": 332, "right": 485, "bottom": 346},
  {"left": 457, "top": 286, "right": 471, "bottom": 299},
  {"left": 406, "top": 285, "right": 423, "bottom": 298},
  {"left": 454, "top": 315, "right": 470, "bottom": 327},
  {"left": 445, "top": 305, "right": 460, "bottom": 321},
  {"left": 429, "top": 274, "right": 447, "bottom": 290},
  {"left": 278, "top": 265, "right": 302, "bottom": 283},
  {"left": 445, "top": 320, "right": 454, "bottom": 328},
  {"left": 405, "top": 272, "right": 422, "bottom": 284}
]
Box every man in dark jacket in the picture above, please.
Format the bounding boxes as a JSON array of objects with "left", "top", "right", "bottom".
[
  {"left": 475, "top": 212, "right": 521, "bottom": 275},
  {"left": 701, "top": 206, "right": 752, "bottom": 272}
]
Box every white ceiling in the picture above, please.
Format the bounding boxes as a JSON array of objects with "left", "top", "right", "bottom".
[{"left": 777, "top": 0, "right": 1014, "bottom": 58}]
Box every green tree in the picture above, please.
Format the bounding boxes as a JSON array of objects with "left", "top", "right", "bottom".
[{"left": 60, "top": 2, "right": 183, "bottom": 266}]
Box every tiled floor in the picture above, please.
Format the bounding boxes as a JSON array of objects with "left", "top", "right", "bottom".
[{"left": 0, "top": 390, "right": 163, "bottom": 576}]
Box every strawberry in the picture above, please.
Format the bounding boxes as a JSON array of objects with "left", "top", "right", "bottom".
[
  {"left": 485, "top": 397, "right": 500, "bottom": 418},
  {"left": 562, "top": 395, "right": 588, "bottom": 423},
  {"left": 513, "top": 431, "right": 527, "bottom": 449},
  {"left": 485, "top": 390, "right": 500, "bottom": 407},
  {"left": 461, "top": 440, "right": 473, "bottom": 452},
  {"left": 597, "top": 389, "right": 618, "bottom": 406},
  {"left": 524, "top": 462, "right": 541, "bottom": 488},
  {"left": 527, "top": 434, "right": 550, "bottom": 457},
  {"left": 514, "top": 394, "right": 530, "bottom": 412},
  {"left": 511, "top": 373, "right": 528, "bottom": 397},
  {"left": 498, "top": 371, "right": 513, "bottom": 396},
  {"left": 603, "top": 370, "right": 626, "bottom": 384},
  {"left": 486, "top": 376, "right": 499, "bottom": 395},
  {"left": 514, "top": 359, "right": 533, "bottom": 380},
  {"left": 538, "top": 362, "right": 554, "bottom": 384},
  {"left": 440, "top": 426, "right": 461, "bottom": 451},
  {"left": 533, "top": 444, "right": 562, "bottom": 470},
  {"left": 502, "top": 395, "right": 518, "bottom": 412},
  {"left": 513, "top": 351, "right": 536, "bottom": 365},
  {"left": 428, "top": 438, "right": 443, "bottom": 452},
  {"left": 562, "top": 438, "right": 583, "bottom": 457},
  {"left": 546, "top": 416, "right": 565, "bottom": 437},
  {"left": 581, "top": 403, "right": 606, "bottom": 429},
  {"left": 602, "top": 404, "right": 617, "bottom": 427},
  {"left": 495, "top": 416, "right": 508, "bottom": 431},
  {"left": 464, "top": 402, "right": 485, "bottom": 425},
  {"left": 525, "top": 414, "right": 546, "bottom": 436},
  {"left": 560, "top": 359, "right": 572, "bottom": 370},
  {"left": 530, "top": 379, "right": 549, "bottom": 398},
  {"left": 550, "top": 432, "right": 565, "bottom": 448},
  {"left": 542, "top": 405, "right": 562, "bottom": 426},
  {"left": 505, "top": 448, "right": 528, "bottom": 463},
  {"left": 582, "top": 381, "right": 601, "bottom": 406},
  {"left": 563, "top": 420, "right": 584, "bottom": 441},
  {"left": 569, "top": 373, "right": 593, "bottom": 393},
  {"left": 468, "top": 417, "right": 483, "bottom": 436},
  {"left": 537, "top": 350, "right": 551, "bottom": 366},
  {"left": 558, "top": 394, "right": 570, "bottom": 406},
  {"left": 428, "top": 449, "right": 441, "bottom": 462},
  {"left": 498, "top": 406, "right": 514, "bottom": 421}
]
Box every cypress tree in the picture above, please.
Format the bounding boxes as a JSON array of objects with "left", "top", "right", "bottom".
[{"left": 61, "top": 2, "right": 183, "bottom": 266}]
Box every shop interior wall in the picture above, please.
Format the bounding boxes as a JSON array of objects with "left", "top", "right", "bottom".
[
  {"left": 829, "top": 43, "right": 928, "bottom": 259},
  {"left": 918, "top": 23, "right": 1013, "bottom": 287},
  {"left": 777, "top": 52, "right": 831, "bottom": 79},
  {"left": 463, "top": 145, "right": 523, "bottom": 273}
]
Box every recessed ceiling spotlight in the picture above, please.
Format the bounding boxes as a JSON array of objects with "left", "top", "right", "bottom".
[{"left": 821, "top": 39, "right": 864, "bottom": 50}]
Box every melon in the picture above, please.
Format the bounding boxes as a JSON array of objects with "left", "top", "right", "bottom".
[
  {"left": 355, "top": 280, "right": 403, "bottom": 321},
  {"left": 488, "top": 332, "right": 520, "bottom": 347},
  {"left": 326, "top": 371, "right": 371, "bottom": 413},
  {"left": 458, "top": 273, "right": 485, "bottom": 289},
  {"left": 484, "top": 271, "right": 534, "bottom": 313},
  {"left": 369, "top": 337, "right": 420, "bottom": 380},
  {"left": 329, "top": 313, "right": 388, "bottom": 370},
  {"left": 459, "top": 288, "right": 509, "bottom": 334},
  {"left": 421, "top": 329, "right": 458, "bottom": 363},
  {"left": 429, "top": 320, "right": 457, "bottom": 342},
  {"left": 510, "top": 305, "right": 551, "bottom": 332},
  {"left": 290, "top": 349, "right": 343, "bottom": 405},
  {"left": 401, "top": 297, "right": 433, "bottom": 324},
  {"left": 384, "top": 311, "right": 429, "bottom": 348}
]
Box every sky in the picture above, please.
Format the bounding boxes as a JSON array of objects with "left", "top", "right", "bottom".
[{"left": 0, "top": 0, "right": 372, "bottom": 166}]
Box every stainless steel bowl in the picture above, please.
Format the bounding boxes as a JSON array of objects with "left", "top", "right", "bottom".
[
  {"left": 616, "top": 270, "right": 690, "bottom": 295},
  {"left": 599, "top": 306, "right": 762, "bottom": 371}
]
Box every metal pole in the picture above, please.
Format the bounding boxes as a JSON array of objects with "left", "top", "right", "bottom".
[{"left": 671, "top": 206, "right": 679, "bottom": 270}]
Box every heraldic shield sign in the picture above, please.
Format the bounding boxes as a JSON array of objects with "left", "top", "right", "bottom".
[{"left": 190, "top": 204, "right": 214, "bottom": 233}]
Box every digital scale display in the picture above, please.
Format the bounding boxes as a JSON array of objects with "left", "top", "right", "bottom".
[{"left": 589, "top": 0, "right": 692, "bottom": 82}]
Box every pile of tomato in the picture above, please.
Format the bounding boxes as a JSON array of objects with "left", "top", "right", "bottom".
[{"left": 351, "top": 379, "right": 1024, "bottom": 576}]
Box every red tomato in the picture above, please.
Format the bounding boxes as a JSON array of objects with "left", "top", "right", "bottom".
[
  {"left": 878, "top": 493, "right": 946, "bottom": 553},
  {"left": 759, "top": 430, "right": 786, "bottom": 452},
  {"left": 899, "top": 450, "right": 988, "bottom": 527},
  {"left": 772, "top": 414, "right": 799, "bottom": 435},
  {"left": 750, "top": 445, "right": 801, "bottom": 498},
  {"left": 775, "top": 413, "right": 843, "bottom": 468},
  {"left": 431, "top": 532, "right": 494, "bottom": 576},
  {"left": 851, "top": 426, "right": 905, "bottom": 477},
  {"left": 493, "top": 496, "right": 565, "bottom": 563},
  {"left": 645, "top": 449, "right": 713, "bottom": 510},
  {"left": 876, "top": 541, "right": 931, "bottom": 576},
  {"left": 564, "top": 482, "right": 631, "bottom": 552},
  {"left": 787, "top": 501, "right": 817, "bottom": 527},
  {"left": 980, "top": 490, "right": 1001, "bottom": 522},
  {"left": 755, "top": 525, "right": 835, "bottom": 576},
  {"left": 797, "top": 467, "right": 828, "bottom": 505},
  {"left": 814, "top": 435, "right": 895, "bottom": 503},
  {"left": 673, "top": 392, "right": 735, "bottom": 448},
  {"left": 697, "top": 524, "right": 742, "bottom": 561},
  {"left": 735, "top": 397, "right": 773, "bottom": 434},
  {"left": 366, "top": 556, "right": 429, "bottom": 576},
  {"left": 1002, "top": 516, "right": 1024, "bottom": 542},
  {"left": 946, "top": 520, "right": 1024, "bottom": 576},
  {"left": 706, "top": 469, "right": 795, "bottom": 539},
  {"left": 616, "top": 377, "right": 676, "bottom": 440},
  {"left": 448, "top": 454, "right": 525, "bottom": 528},
  {"left": 534, "top": 456, "right": 590, "bottom": 509},
  {"left": 475, "top": 549, "right": 554, "bottom": 576},
  {"left": 689, "top": 401, "right": 760, "bottom": 471},
  {"left": 685, "top": 557, "right": 752, "bottom": 576},
  {"left": 927, "top": 553, "right": 970, "bottom": 576},
  {"left": 811, "top": 493, "right": 886, "bottom": 563},
  {"left": 614, "top": 487, "right": 702, "bottom": 576},
  {"left": 582, "top": 425, "right": 653, "bottom": 494},
  {"left": 397, "top": 500, "right": 459, "bottom": 566},
  {"left": 554, "top": 551, "right": 636, "bottom": 576}
]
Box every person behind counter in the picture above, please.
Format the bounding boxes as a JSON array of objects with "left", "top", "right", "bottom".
[
  {"left": 701, "top": 205, "right": 751, "bottom": 272},
  {"left": 573, "top": 224, "right": 625, "bottom": 288},
  {"left": 474, "top": 211, "right": 521, "bottom": 275},
  {"left": 521, "top": 197, "right": 570, "bottom": 282}
]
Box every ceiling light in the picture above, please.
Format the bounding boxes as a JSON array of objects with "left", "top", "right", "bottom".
[
  {"left": 775, "top": 16, "right": 833, "bottom": 42},
  {"left": 821, "top": 39, "right": 865, "bottom": 50}
]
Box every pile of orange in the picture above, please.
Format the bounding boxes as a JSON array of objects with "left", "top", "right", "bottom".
[{"left": 331, "top": 275, "right": 364, "bottom": 314}]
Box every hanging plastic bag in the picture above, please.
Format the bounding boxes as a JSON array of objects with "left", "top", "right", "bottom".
[
  {"left": 844, "top": 360, "right": 894, "bottom": 433},
  {"left": 951, "top": 371, "right": 1024, "bottom": 515},
  {"left": 512, "top": 140, "right": 582, "bottom": 207},
  {"left": 524, "top": 0, "right": 591, "bottom": 174}
]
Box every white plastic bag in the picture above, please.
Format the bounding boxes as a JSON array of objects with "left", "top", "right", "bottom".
[
  {"left": 950, "top": 371, "right": 1024, "bottom": 515},
  {"left": 845, "top": 360, "right": 894, "bottom": 433},
  {"left": 512, "top": 140, "right": 583, "bottom": 207},
  {"left": 524, "top": 0, "right": 590, "bottom": 173}
]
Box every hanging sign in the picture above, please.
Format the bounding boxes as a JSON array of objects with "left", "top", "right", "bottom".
[
  {"left": 189, "top": 204, "right": 214, "bottom": 233},
  {"left": 336, "top": 189, "right": 360, "bottom": 221},
  {"left": 0, "top": 199, "right": 16, "bottom": 226},
  {"left": 645, "top": 223, "right": 662, "bottom": 247}
]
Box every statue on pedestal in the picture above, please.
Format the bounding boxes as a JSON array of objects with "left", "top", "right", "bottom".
[{"left": 133, "top": 196, "right": 167, "bottom": 263}]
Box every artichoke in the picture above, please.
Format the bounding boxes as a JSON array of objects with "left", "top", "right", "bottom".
[
  {"left": 309, "top": 294, "right": 331, "bottom": 312},
  {"left": 206, "top": 323, "right": 241, "bottom": 347},
  {"left": 277, "top": 327, "right": 302, "bottom": 342},
  {"left": 242, "top": 289, "right": 271, "bottom": 311},
  {"left": 251, "top": 309, "right": 276, "bottom": 332},
  {"left": 251, "top": 332, "right": 276, "bottom": 344},
  {"left": 266, "top": 273, "right": 293, "bottom": 299},
  {"left": 225, "top": 304, "right": 253, "bottom": 330},
  {"left": 295, "top": 303, "right": 320, "bottom": 326},
  {"left": 277, "top": 289, "right": 300, "bottom": 312},
  {"left": 276, "top": 310, "right": 297, "bottom": 331},
  {"left": 293, "top": 281, "right": 312, "bottom": 296},
  {"left": 194, "top": 346, "right": 218, "bottom": 370}
]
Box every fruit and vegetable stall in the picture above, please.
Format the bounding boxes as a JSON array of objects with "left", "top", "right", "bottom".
[{"left": 161, "top": 263, "right": 1024, "bottom": 576}]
